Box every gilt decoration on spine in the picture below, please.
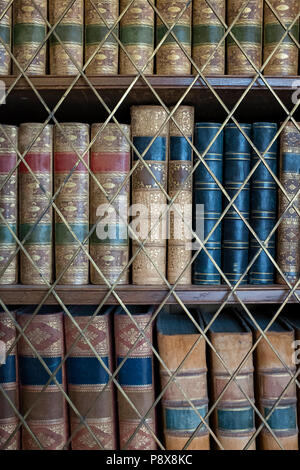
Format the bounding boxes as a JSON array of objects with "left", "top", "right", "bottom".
[{"left": 0, "top": 0, "right": 11, "bottom": 74}]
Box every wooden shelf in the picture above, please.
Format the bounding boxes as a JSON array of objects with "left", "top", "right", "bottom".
[{"left": 0, "top": 284, "right": 299, "bottom": 305}]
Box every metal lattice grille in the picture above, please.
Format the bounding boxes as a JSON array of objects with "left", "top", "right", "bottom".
[{"left": 0, "top": 0, "right": 299, "bottom": 451}]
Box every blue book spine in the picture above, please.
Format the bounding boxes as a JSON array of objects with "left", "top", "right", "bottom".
[
  {"left": 223, "top": 123, "right": 252, "bottom": 285},
  {"left": 250, "top": 123, "right": 278, "bottom": 285},
  {"left": 193, "top": 123, "right": 224, "bottom": 285}
]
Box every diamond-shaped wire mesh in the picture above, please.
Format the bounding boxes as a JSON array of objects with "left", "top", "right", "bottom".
[{"left": 0, "top": 0, "right": 299, "bottom": 451}]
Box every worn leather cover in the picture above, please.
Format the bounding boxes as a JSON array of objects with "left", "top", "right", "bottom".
[
  {"left": 0, "top": 0, "right": 11, "bottom": 74},
  {"left": 90, "top": 123, "right": 130, "bottom": 285},
  {"left": 193, "top": 123, "right": 224, "bottom": 285},
  {"left": 0, "top": 309, "right": 20, "bottom": 450},
  {"left": 85, "top": 0, "right": 119, "bottom": 75},
  {"left": 64, "top": 306, "right": 116, "bottom": 450},
  {"left": 54, "top": 123, "right": 89, "bottom": 285},
  {"left": 157, "top": 310, "right": 209, "bottom": 450},
  {"left": 115, "top": 306, "right": 157, "bottom": 450},
  {"left": 250, "top": 123, "right": 278, "bottom": 285},
  {"left": 0, "top": 126, "right": 18, "bottom": 285},
  {"left": 168, "top": 106, "right": 194, "bottom": 286},
  {"left": 50, "top": 0, "right": 83, "bottom": 75},
  {"left": 19, "top": 123, "right": 53, "bottom": 285}
]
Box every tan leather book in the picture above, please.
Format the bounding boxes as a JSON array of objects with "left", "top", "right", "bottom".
[{"left": 0, "top": 0, "right": 11, "bottom": 75}]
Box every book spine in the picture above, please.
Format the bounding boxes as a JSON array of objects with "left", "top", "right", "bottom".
[
  {"left": 250, "top": 123, "right": 278, "bottom": 285},
  {"left": 54, "top": 123, "right": 90, "bottom": 285},
  {"left": 227, "top": 0, "right": 263, "bottom": 75},
  {"left": 255, "top": 329, "right": 298, "bottom": 450},
  {"left": 90, "top": 123, "right": 130, "bottom": 285},
  {"left": 168, "top": 106, "right": 194, "bottom": 286},
  {"left": 19, "top": 123, "right": 53, "bottom": 285},
  {"left": 0, "top": 0, "right": 11, "bottom": 75},
  {"left": 64, "top": 310, "right": 116, "bottom": 450},
  {"left": 263, "top": 0, "right": 299, "bottom": 76},
  {"left": 0, "top": 311, "right": 20, "bottom": 450},
  {"left": 156, "top": 0, "right": 192, "bottom": 75},
  {"left": 277, "top": 122, "right": 300, "bottom": 285},
  {"left": 193, "top": 123, "right": 224, "bottom": 285},
  {"left": 119, "top": 0, "right": 154, "bottom": 75},
  {"left": 223, "top": 124, "right": 251, "bottom": 285},
  {"left": 13, "top": 0, "right": 47, "bottom": 75},
  {"left": 50, "top": 0, "right": 83, "bottom": 75},
  {"left": 17, "top": 311, "right": 68, "bottom": 450},
  {"left": 0, "top": 126, "right": 18, "bottom": 285},
  {"left": 192, "top": 0, "right": 225, "bottom": 75},
  {"left": 115, "top": 310, "right": 157, "bottom": 450},
  {"left": 85, "top": 0, "right": 119, "bottom": 75},
  {"left": 131, "top": 105, "right": 169, "bottom": 285},
  {"left": 157, "top": 330, "right": 209, "bottom": 450},
  {"left": 210, "top": 331, "right": 256, "bottom": 450}
]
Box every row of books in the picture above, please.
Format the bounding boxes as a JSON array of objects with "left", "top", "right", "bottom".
[
  {"left": 0, "top": 304, "right": 299, "bottom": 450},
  {"left": 0, "top": 108, "right": 299, "bottom": 287},
  {"left": 0, "top": 0, "right": 298, "bottom": 77}
]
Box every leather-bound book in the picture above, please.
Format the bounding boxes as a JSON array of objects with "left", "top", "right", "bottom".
[
  {"left": 227, "top": 0, "right": 263, "bottom": 75},
  {"left": 202, "top": 308, "right": 256, "bottom": 450},
  {"left": 193, "top": 123, "right": 224, "bottom": 285},
  {"left": 0, "top": 309, "right": 20, "bottom": 450},
  {"left": 264, "top": 0, "right": 299, "bottom": 76},
  {"left": 223, "top": 123, "right": 251, "bottom": 285},
  {"left": 192, "top": 0, "right": 225, "bottom": 75},
  {"left": 17, "top": 306, "right": 68, "bottom": 450},
  {"left": 50, "top": 0, "right": 83, "bottom": 75},
  {"left": 277, "top": 122, "right": 300, "bottom": 286},
  {"left": 0, "top": 0, "right": 11, "bottom": 74},
  {"left": 157, "top": 309, "right": 210, "bottom": 450},
  {"left": 242, "top": 309, "right": 298, "bottom": 450},
  {"left": 250, "top": 123, "right": 278, "bottom": 285},
  {"left": 13, "top": 0, "right": 47, "bottom": 75},
  {"left": 131, "top": 106, "right": 169, "bottom": 285},
  {"left": 168, "top": 106, "right": 194, "bottom": 286},
  {"left": 19, "top": 123, "right": 53, "bottom": 285},
  {"left": 90, "top": 123, "right": 130, "bottom": 285},
  {"left": 115, "top": 306, "right": 157, "bottom": 450},
  {"left": 54, "top": 123, "right": 90, "bottom": 285},
  {"left": 85, "top": 0, "right": 119, "bottom": 75},
  {"left": 156, "top": 0, "right": 192, "bottom": 75},
  {"left": 119, "top": 0, "right": 155, "bottom": 75},
  {"left": 0, "top": 126, "right": 18, "bottom": 285},
  {"left": 64, "top": 306, "right": 116, "bottom": 450}
]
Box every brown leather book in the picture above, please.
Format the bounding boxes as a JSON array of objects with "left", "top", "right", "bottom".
[{"left": 0, "top": 0, "right": 11, "bottom": 75}]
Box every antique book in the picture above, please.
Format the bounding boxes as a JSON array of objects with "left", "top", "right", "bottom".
[
  {"left": 168, "top": 106, "right": 194, "bottom": 286},
  {"left": 0, "top": 309, "right": 20, "bottom": 450},
  {"left": 90, "top": 123, "right": 130, "bottom": 285},
  {"left": 85, "top": 0, "right": 119, "bottom": 75},
  {"left": 50, "top": 0, "right": 84, "bottom": 75},
  {"left": 242, "top": 309, "right": 298, "bottom": 450},
  {"left": 156, "top": 0, "right": 192, "bottom": 75},
  {"left": 19, "top": 123, "right": 53, "bottom": 285},
  {"left": 250, "top": 123, "right": 278, "bottom": 285},
  {"left": 193, "top": 123, "right": 224, "bottom": 285},
  {"left": 192, "top": 0, "right": 225, "bottom": 75},
  {"left": 227, "top": 0, "right": 263, "bottom": 75},
  {"left": 202, "top": 308, "right": 256, "bottom": 450},
  {"left": 131, "top": 106, "right": 169, "bottom": 285},
  {"left": 223, "top": 123, "right": 251, "bottom": 285},
  {"left": 0, "top": 126, "right": 18, "bottom": 285},
  {"left": 115, "top": 306, "right": 157, "bottom": 450},
  {"left": 157, "top": 309, "right": 210, "bottom": 450},
  {"left": 263, "top": 0, "right": 299, "bottom": 76},
  {"left": 54, "top": 123, "right": 90, "bottom": 285},
  {"left": 0, "top": 0, "right": 11, "bottom": 74},
  {"left": 277, "top": 122, "right": 300, "bottom": 285},
  {"left": 119, "top": 0, "right": 154, "bottom": 75},
  {"left": 17, "top": 306, "right": 68, "bottom": 450},
  {"left": 64, "top": 306, "right": 116, "bottom": 450},
  {"left": 13, "top": 0, "right": 47, "bottom": 75}
]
